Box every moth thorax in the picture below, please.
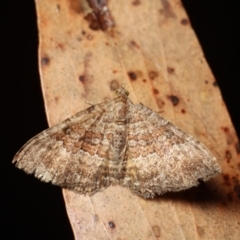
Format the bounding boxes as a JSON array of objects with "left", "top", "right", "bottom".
[{"left": 113, "top": 97, "right": 127, "bottom": 124}]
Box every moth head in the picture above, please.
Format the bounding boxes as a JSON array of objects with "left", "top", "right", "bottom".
[{"left": 115, "top": 87, "right": 129, "bottom": 97}]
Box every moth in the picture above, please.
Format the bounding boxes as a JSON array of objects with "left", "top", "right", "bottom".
[{"left": 13, "top": 87, "right": 221, "bottom": 198}]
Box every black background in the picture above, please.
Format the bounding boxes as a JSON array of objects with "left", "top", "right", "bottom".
[{"left": 1, "top": 1, "right": 239, "bottom": 239}]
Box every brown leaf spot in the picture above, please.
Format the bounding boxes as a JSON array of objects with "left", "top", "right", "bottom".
[
  {"left": 130, "top": 40, "right": 140, "bottom": 49},
  {"left": 236, "top": 142, "right": 240, "bottom": 154},
  {"left": 54, "top": 96, "right": 59, "bottom": 104},
  {"left": 82, "top": 30, "right": 86, "bottom": 35},
  {"left": 149, "top": 71, "right": 159, "bottom": 80},
  {"left": 222, "top": 127, "right": 229, "bottom": 133},
  {"left": 181, "top": 18, "right": 189, "bottom": 25},
  {"left": 108, "top": 221, "right": 115, "bottom": 228},
  {"left": 87, "top": 34, "right": 93, "bottom": 40},
  {"left": 213, "top": 81, "right": 218, "bottom": 87},
  {"left": 196, "top": 225, "right": 205, "bottom": 238},
  {"left": 225, "top": 150, "right": 232, "bottom": 163},
  {"left": 142, "top": 79, "right": 147, "bottom": 82},
  {"left": 153, "top": 88, "right": 159, "bottom": 95},
  {"left": 168, "top": 95, "right": 179, "bottom": 106},
  {"left": 112, "top": 70, "right": 118, "bottom": 74},
  {"left": 56, "top": 4, "right": 61, "bottom": 11},
  {"left": 159, "top": 0, "right": 176, "bottom": 18},
  {"left": 56, "top": 43, "right": 65, "bottom": 51},
  {"left": 41, "top": 56, "right": 50, "bottom": 66},
  {"left": 234, "top": 185, "right": 240, "bottom": 199},
  {"left": 128, "top": 71, "right": 137, "bottom": 81},
  {"left": 204, "top": 80, "right": 208, "bottom": 84},
  {"left": 156, "top": 98, "right": 165, "bottom": 108},
  {"left": 79, "top": 75, "right": 85, "bottom": 83},
  {"left": 93, "top": 214, "right": 99, "bottom": 222},
  {"left": 152, "top": 225, "right": 161, "bottom": 237},
  {"left": 223, "top": 174, "right": 230, "bottom": 182},
  {"left": 167, "top": 67, "right": 175, "bottom": 74},
  {"left": 181, "top": 109, "right": 186, "bottom": 114},
  {"left": 67, "top": 30, "right": 72, "bottom": 36},
  {"left": 221, "top": 127, "right": 233, "bottom": 144},
  {"left": 132, "top": 0, "right": 141, "bottom": 6},
  {"left": 110, "top": 80, "right": 120, "bottom": 91},
  {"left": 222, "top": 174, "right": 231, "bottom": 186},
  {"left": 232, "top": 176, "right": 239, "bottom": 184}
]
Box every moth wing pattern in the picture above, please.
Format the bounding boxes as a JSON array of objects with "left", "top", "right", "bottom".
[{"left": 124, "top": 102, "right": 221, "bottom": 198}]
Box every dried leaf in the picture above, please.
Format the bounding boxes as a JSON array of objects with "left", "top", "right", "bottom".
[{"left": 35, "top": 0, "right": 240, "bottom": 239}]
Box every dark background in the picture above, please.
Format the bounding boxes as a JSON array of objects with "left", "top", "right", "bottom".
[{"left": 1, "top": 1, "right": 239, "bottom": 239}]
